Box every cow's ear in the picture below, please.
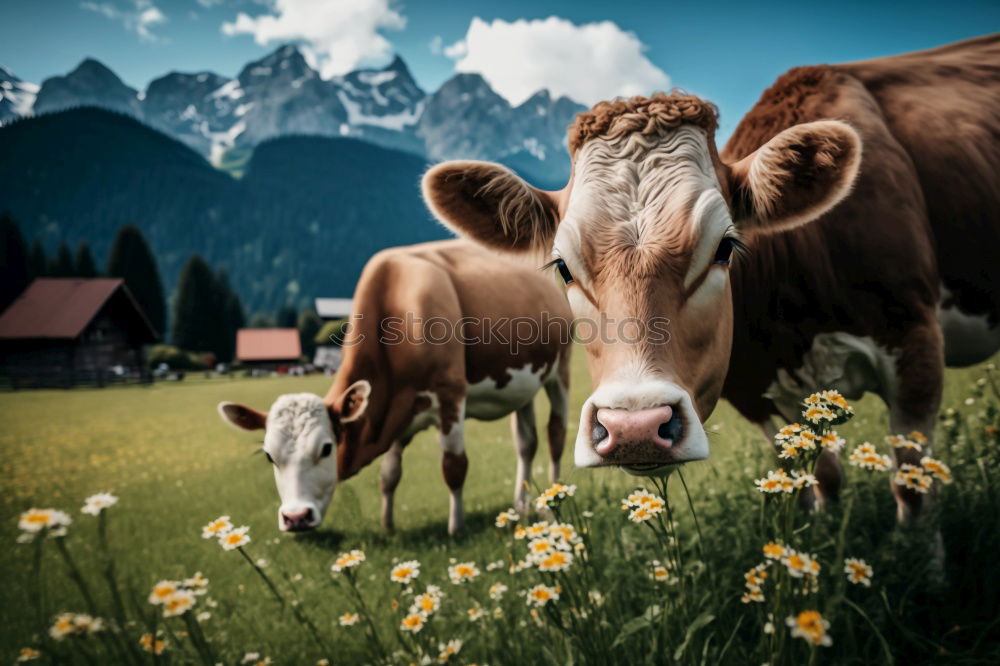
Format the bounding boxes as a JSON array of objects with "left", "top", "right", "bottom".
[
  {"left": 422, "top": 160, "right": 562, "bottom": 253},
  {"left": 218, "top": 402, "right": 267, "bottom": 431},
  {"left": 727, "top": 120, "right": 861, "bottom": 234},
  {"left": 336, "top": 380, "right": 371, "bottom": 424}
]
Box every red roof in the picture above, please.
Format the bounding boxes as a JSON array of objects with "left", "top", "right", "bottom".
[
  {"left": 237, "top": 328, "right": 302, "bottom": 361},
  {"left": 0, "top": 278, "right": 156, "bottom": 340}
]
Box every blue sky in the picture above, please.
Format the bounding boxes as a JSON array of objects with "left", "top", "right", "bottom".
[{"left": 2, "top": 0, "right": 998, "bottom": 137}]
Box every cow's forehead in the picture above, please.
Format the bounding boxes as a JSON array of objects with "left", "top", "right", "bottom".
[
  {"left": 558, "top": 125, "right": 724, "bottom": 277},
  {"left": 266, "top": 393, "right": 328, "bottom": 446}
]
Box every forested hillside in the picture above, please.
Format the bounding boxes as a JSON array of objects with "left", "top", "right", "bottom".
[{"left": 0, "top": 108, "right": 449, "bottom": 313}]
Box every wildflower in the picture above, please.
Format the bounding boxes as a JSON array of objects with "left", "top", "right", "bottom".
[
  {"left": 804, "top": 405, "right": 835, "bottom": 424},
  {"left": 921, "top": 457, "right": 953, "bottom": 484},
  {"left": 762, "top": 542, "right": 786, "bottom": 560},
  {"left": 17, "top": 648, "right": 41, "bottom": 662},
  {"left": 201, "top": 515, "right": 233, "bottom": 539},
  {"left": 81, "top": 493, "right": 118, "bottom": 516},
  {"left": 755, "top": 469, "right": 795, "bottom": 494},
  {"left": 18, "top": 508, "right": 71, "bottom": 535},
  {"left": 886, "top": 434, "right": 922, "bottom": 451},
  {"left": 447, "top": 562, "right": 480, "bottom": 584},
  {"left": 219, "top": 526, "right": 251, "bottom": 550},
  {"left": 331, "top": 549, "right": 366, "bottom": 572},
  {"left": 486, "top": 559, "right": 505, "bottom": 571},
  {"left": 184, "top": 572, "right": 209, "bottom": 593},
  {"left": 513, "top": 525, "right": 527, "bottom": 540},
  {"left": 49, "top": 613, "right": 104, "bottom": 640},
  {"left": 390, "top": 560, "right": 421, "bottom": 584},
  {"left": 651, "top": 560, "right": 676, "bottom": 583},
  {"left": 197, "top": 611, "right": 211, "bottom": 622},
  {"left": 745, "top": 563, "right": 769, "bottom": 587},
  {"left": 241, "top": 653, "right": 272, "bottom": 666},
  {"left": 148, "top": 580, "right": 178, "bottom": 605},
  {"left": 537, "top": 550, "right": 573, "bottom": 572},
  {"left": 627, "top": 505, "right": 658, "bottom": 522},
  {"left": 524, "top": 522, "right": 549, "bottom": 538},
  {"left": 776, "top": 423, "right": 804, "bottom": 437},
  {"left": 467, "top": 607, "right": 485, "bottom": 621},
  {"left": 622, "top": 489, "right": 665, "bottom": 510},
  {"left": 438, "top": 639, "right": 462, "bottom": 662},
  {"left": 534, "top": 483, "right": 577, "bottom": 510},
  {"left": 741, "top": 587, "right": 764, "bottom": 603},
  {"left": 549, "top": 522, "right": 581, "bottom": 544},
  {"left": 848, "top": 444, "right": 892, "bottom": 471},
  {"left": 908, "top": 431, "right": 929, "bottom": 444},
  {"left": 844, "top": 558, "right": 873, "bottom": 587},
  {"left": 400, "top": 612, "right": 426, "bottom": 633},
  {"left": 786, "top": 610, "right": 832, "bottom": 647},
  {"left": 139, "top": 633, "right": 167, "bottom": 655},
  {"left": 589, "top": 590, "right": 605, "bottom": 606},
  {"left": 792, "top": 471, "right": 818, "bottom": 489},
  {"left": 339, "top": 612, "right": 359, "bottom": 626},
  {"left": 489, "top": 582, "right": 508, "bottom": 600},
  {"left": 495, "top": 508, "right": 519, "bottom": 528},
  {"left": 894, "top": 464, "right": 933, "bottom": 494},
  {"left": 411, "top": 592, "right": 441, "bottom": 615},
  {"left": 763, "top": 620, "right": 775, "bottom": 634},
  {"left": 163, "top": 590, "right": 196, "bottom": 618},
  {"left": 782, "top": 551, "right": 811, "bottom": 578},
  {"left": 819, "top": 431, "right": 845, "bottom": 452},
  {"left": 526, "top": 584, "right": 560, "bottom": 607}
]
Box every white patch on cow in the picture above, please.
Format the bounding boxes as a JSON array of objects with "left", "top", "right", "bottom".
[
  {"left": 764, "top": 333, "right": 900, "bottom": 422},
  {"left": 937, "top": 285, "right": 1000, "bottom": 366},
  {"left": 263, "top": 393, "right": 337, "bottom": 531},
  {"left": 466, "top": 363, "right": 552, "bottom": 421}
]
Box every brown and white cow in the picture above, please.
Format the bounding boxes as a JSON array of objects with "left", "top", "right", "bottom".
[
  {"left": 422, "top": 35, "right": 1000, "bottom": 521},
  {"left": 218, "top": 239, "right": 572, "bottom": 534}
]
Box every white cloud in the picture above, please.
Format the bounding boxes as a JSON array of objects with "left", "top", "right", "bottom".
[
  {"left": 445, "top": 16, "right": 670, "bottom": 107},
  {"left": 221, "top": 0, "right": 405, "bottom": 78},
  {"left": 80, "top": 0, "right": 167, "bottom": 42}
]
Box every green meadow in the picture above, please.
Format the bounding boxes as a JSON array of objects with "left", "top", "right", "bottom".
[{"left": 1, "top": 350, "right": 998, "bottom": 664}]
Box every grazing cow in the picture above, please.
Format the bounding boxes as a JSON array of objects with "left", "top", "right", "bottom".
[
  {"left": 217, "top": 239, "right": 572, "bottom": 534},
  {"left": 422, "top": 35, "right": 1000, "bottom": 521}
]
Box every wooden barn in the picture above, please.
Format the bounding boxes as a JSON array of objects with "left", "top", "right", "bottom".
[
  {"left": 236, "top": 328, "right": 302, "bottom": 372},
  {"left": 0, "top": 278, "right": 158, "bottom": 388}
]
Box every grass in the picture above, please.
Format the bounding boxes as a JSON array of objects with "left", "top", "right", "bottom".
[{"left": 1, "top": 349, "right": 998, "bottom": 664}]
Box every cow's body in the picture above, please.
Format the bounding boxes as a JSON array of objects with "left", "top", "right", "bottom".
[
  {"left": 219, "top": 239, "right": 571, "bottom": 534},
  {"left": 327, "top": 239, "right": 572, "bottom": 533},
  {"left": 721, "top": 35, "right": 1000, "bottom": 512},
  {"left": 423, "top": 34, "right": 1000, "bottom": 522}
]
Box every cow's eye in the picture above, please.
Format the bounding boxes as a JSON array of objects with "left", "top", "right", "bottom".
[
  {"left": 320, "top": 443, "right": 333, "bottom": 458},
  {"left": 714, "top": 237, "right": 737, "bottom": 265},
  {"left": 554, "top": 258, "right": 574, "bottom": 285},
  {"left": 264, "top": 451, "right": 274, "bottom": 464}
]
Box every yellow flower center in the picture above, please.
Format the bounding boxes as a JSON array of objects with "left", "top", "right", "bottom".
[
  {"left": 788, "top": 555, "right": 805, "bottom": 569},
  {"left": 26, "top": 513, "right": 50, "bottom": 524},
  {"left": 797, "top": 611, "right": 824, "bottom": 633}
]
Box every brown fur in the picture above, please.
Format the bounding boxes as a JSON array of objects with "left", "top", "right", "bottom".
[{"left": 567, "top": 94, "right": 719, "bottom": 155}]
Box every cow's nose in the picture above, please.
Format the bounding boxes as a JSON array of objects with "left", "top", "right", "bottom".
[
  {"left": 594, "top": 406, "right": 676, "bottom": 456},
  {"left": 280, "top": 508, "right": 314, "bottom": 531}
]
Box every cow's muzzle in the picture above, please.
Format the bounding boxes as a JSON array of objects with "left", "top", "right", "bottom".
[{"left": 575, "top": 381, "right": 709, "bottom": 475}]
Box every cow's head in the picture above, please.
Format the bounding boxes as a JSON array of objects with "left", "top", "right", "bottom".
[
  {"left": 217, "top": 381, "right": 370, "bottom": 531},
  {"left": 422, "top": 94, "right": 861, "bottom": 475}
]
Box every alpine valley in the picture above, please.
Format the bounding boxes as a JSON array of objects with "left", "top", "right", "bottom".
[{"left": 0, "top": 46, "right": 584, "bottom": 316}]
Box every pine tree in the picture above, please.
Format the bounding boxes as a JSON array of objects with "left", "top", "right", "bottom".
[
  {"left": 223, "top": 291, "right": 246, "bottom": 363},
  {"left": 49, "top": 242, "right": 75, "bottom": 277},
  {"left": 0, "top": 213, "right": 30, "bottom": 312},
  {"left": 106, "top": 224, "right": 166, "bottom": 336},
  {"left": 277, "top": 306, "right": 298, "bottom": 329},
  {"left": 172, "top": 254, "right": 218, "bottom": 355},
  {"left": 213, "top": 270, "right": 244, "bottom": 363},
  {"left": 74, "top": 242, "right": 98, "bottom": 278},
  {"left": 28, "top": 238, "right": 46, "bottom": 279},
  {"left": 297, "top": 309, "right": 322, "bottom": 360}
]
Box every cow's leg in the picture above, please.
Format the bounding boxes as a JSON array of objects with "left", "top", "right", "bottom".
[
  {"left": 887, "top": 323, "right": 944, "bottom": 523},
  {"left": 379, "top": 439, "right": 408, "bottom": 531},
  {"left": 544, "top": 376, "right": 569, "bottom": 484},
  {"left": 510, "top": 401, "right": 538, "bottom": 514},
  {"left": 439, "top": 396, "right": 468, "bottom": 535}
]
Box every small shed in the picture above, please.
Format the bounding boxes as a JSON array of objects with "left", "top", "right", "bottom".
[
  {"left": 0, "top": 278, "right": 158, "bottom": 388},
  {"left": 236, "top": 328, "right": 302, "bottom": 371},
  {"left": 315, "top": 297, "right": 354, "bottom": 320}
]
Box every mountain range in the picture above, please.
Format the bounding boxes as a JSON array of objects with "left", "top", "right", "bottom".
[{"left": 4, "top": 46, "right": 585, "bottom": 187}]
